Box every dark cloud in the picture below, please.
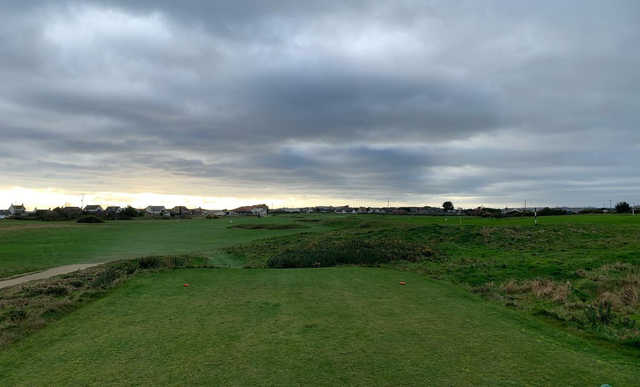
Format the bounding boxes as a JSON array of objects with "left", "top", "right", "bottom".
[{"left": 1, "top": 1, "right": 639, "bottom": 206}]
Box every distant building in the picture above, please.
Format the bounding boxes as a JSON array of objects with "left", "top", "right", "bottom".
[
  {"left": 190, "top": 207, "right": 204, "bottom": 216},
  {"left": 84, "top": 205, "right": 103, "bottom": 214},
  {"left": 145, "top": 206, "right": 167, "bottom": 216},
  {"left": 62, "top": 207, "right": 83, "bottom": 217},
  {"left": 34, "top": 209, "right": 52, "bottom": 217},
  {"left": 233, "top": 204, "right": 269, "bottom": 217},
  {"left": 335, "top": 206, "right": 356, "bottom": 214},
  {"left": 105, "top": 206, "right": 122, "bottom": 214},
  {"left": 171, "top": 206, "right": 191, "bottom": 216},
  {"left": 8, "top": 204, "right": 26, "bottom": 216}
]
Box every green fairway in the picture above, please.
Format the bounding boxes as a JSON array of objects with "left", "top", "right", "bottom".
[
  {"left": 2, "top": 214, "right": 637, "bottom": 279},
  {"left": 0, "top": 217, "right": 332, "bottom": 278},
  {"left": 0, "top": 267, "right": 637, "bottom": 386}
]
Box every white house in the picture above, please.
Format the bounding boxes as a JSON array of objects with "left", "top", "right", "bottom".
[
  {"left": 84, "top": 205, "right": 103, "bottom": 214},
  {"left": 105, "top": 206, "right": 122, "bottom": 214},
  {"left": 8, "top": 204, "right": 26, "bottom": 216},
  {"left": 145, "top": 206, "right": 167, "bottom": 216}
]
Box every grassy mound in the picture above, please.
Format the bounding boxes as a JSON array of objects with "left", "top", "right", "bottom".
[
  {"left": 228, "top": 223, "right": 306, "bottom": 230},
  {"left": 267, "top": 237, "right": 434, "bottom": 268},
  {"left": 228, "top": 221, "right": 640, "bottom": 347}
]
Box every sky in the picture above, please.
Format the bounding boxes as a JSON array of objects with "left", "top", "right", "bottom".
[{"left": 1, "top": 1, "right": 639, "bottom": 210}]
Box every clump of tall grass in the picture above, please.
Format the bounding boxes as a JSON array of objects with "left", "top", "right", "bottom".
[{"left": 267, "top": 237, "right": 434, "bottom": 268}]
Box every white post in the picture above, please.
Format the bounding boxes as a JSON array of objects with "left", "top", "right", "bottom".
[{"left": 534, "top": 208, "right": 537, "bottom": 225}]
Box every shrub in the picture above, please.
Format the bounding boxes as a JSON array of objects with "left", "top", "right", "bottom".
[
  {"left": 585, "top": 301, "right": 615, "bottom": 326},
  {"left": 91, "top": 267, "right": 119, "bottom": 288},
  {"left": 537, "top": 207, "right": 568, "bottom": 216},
  {"left": 77, "top": 216, "right": 104, "bottom": 224},
  {"left": 267, "top": 237, "right": 434, "bottom": 268},
  {"left": 229, "top": 223, "right": 304, "bottom": 230},
  {"left": 44, "top": 286, "right": 68, "bottom": 297},
  {"left": 8, "top": 310, "right": 27, "bottom": 322},
  {"left": 137, "top": 256, "right": 163, "bottom": 269},
  {"left": 615, "top": 201, "right": 631, "bottom": 213}
]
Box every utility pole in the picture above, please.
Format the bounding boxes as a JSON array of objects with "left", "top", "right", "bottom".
[
  {"left": 534, "top": 207, "right": 537, "bottom": 225},
  {"left": 610, "top": 200, "right": 612, "bottom": 210}
]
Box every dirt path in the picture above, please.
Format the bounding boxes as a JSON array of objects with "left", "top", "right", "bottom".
[{"left": 0, "top": 263, "right": 103, "bottom": 289}]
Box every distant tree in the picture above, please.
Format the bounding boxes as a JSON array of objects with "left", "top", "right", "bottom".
[
  {"left": 442, "top": 201, "right": 454, "bottom": 211},
  {"left": 121, "top": 206, "right": 140, "bottom": 217},
  {"left": 537, "top": 207, "right": 568, "bottom": 216},
  {"left": 615, "top": 201, "right": 631, "bottom": 213}
]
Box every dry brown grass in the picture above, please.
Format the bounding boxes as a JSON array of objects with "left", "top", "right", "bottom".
[
  {"left": 620, "top": 286, "right": 639, "bottom": 307},
  {"left": 597, "top": 291, "right": 623, "bottom": 310},
  {"left": 500, "top": 279, "right": 570, "bottom": 302}
]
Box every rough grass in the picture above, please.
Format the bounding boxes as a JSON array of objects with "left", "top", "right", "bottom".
[
  {"left": 227, "top": 223, "right": 306, "bottom": 230},
  {"left": 0, "top": 217, "right": 335, "bottom": 278},
  {"left": 228, "top": 218, "right": 640, "bottom": 347},
  {"left": 0, "top": 256, "right": 208, "bottom": 348},
  {"left": 1, "top": 268, "right": 639, "bottom": 386}
]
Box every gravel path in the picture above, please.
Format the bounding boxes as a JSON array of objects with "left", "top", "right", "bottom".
[{"left": 0, "top": 263, "right": 103, "bottom": 289}]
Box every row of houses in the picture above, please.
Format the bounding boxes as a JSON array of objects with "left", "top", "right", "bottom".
[
  {"left": 271, "top": 205, "right": 455, "bottom": 215},
  {"left": 0, "top": 203, "right": 270, "bottom": 219}
]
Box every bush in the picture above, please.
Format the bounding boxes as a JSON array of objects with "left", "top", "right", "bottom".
[
  {"left": 137, "top": 256, "right": 163, "bottom": 269},
  {"left": 537, "top": 207, "right": 568, "bottom": 216},
  {"left": 8, "top": 309, "right": 27, "bottom": 322},
  {"left": 615, "top": 202, "right": 631, "bottom": 213},
  {"left": 267, "top": 237, "right": 434, "bottom": 268},
  {"left": 91, "top": 267, "right": 119, "bottom": 288},
  {"left": 584, "top": 301, "right": 615, "bottom": 326},
  {"left": 77, "top": 216, "right": 104, "bottom": 224}
]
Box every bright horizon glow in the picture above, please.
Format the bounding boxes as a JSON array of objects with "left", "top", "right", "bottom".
[{"left": 0, "top": 186, "right": 593, "bottom": 210}]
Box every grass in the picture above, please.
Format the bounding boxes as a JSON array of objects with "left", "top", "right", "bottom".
[
  {"left": 0, "top": 216, "right": 335, "bottom": 278},
  {"left": 2, "top": 213, "right": 640, "bottom": 384},
  {"left": 0, "top": 268, "right": 638, "bottom": 386},
  {"left": 228, "top": 215, "right": 640, "bottom": 346},
  {"left": 0, "top": 256, "right": 209, "bottom": 347}
]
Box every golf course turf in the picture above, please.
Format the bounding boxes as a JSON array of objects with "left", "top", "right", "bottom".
[
  {"left": 1, "top": 214, "right": 640, "bottom": 385},
  {"left": 0, "top": 217, "right": 333, "bottom": 278},
  {"left": 1, "top": 268, "right": 638, "bottom": 385}
]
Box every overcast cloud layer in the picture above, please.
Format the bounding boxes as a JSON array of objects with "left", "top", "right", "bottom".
[{"left": 1, "top": 1, "right": 639, "bottom": 208}]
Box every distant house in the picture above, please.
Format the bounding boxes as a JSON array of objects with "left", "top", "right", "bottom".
[
  {"left": 335, "top": 206, "right": 356, "bottom": 214},
  {"left": 0, "top": 209, "right": 8, "bottom": 219},
  {"left": 34, "top": 209, "right": 52, "bottom": 218},
  {"left": 233, "top": 204, "right": 269, "bottom": 217},
  {"left": 105, "top": 206, "right": 121, "bottom": 214},
  {"left": 84, "top": 205, "right": 103, "bottom": 214},
  {"left": 62, "top": 207, "right": 83, "bottom": 217},
  {"left": 8, "top": 204, "right": 26, "bottom": 216},
  {"left": 190, "top": 207, "right": 204, "bottom": 216},
  {"left": 145, "top": 206, "right": 167, "bottom": 216},
  {"left": 171, "top": 206, "right": 191, "bottom": 216}
]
